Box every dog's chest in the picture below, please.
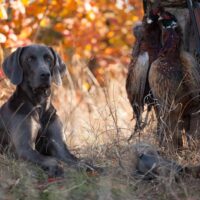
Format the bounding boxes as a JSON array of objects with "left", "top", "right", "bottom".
[
  {"left": 34, "top": 105, "right": 56, "bottom": 128},
  {"left": 8, "top": 90, "right": 56, "bottom": 136}
]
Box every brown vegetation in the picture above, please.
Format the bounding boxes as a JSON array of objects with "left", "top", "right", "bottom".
[{"left": 0, "top": 1, "right": 200, "bottom": 200}]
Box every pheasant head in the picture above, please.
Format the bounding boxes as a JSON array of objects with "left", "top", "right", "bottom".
[
  {"left": 159, "top": 11, "right": 178, "bottom": 29},
  {"left": 143, "top": 0, "right": 163, "bottom": 24},
  {"left": 159, "top": 12, "right": 182, "bottom": 56}
]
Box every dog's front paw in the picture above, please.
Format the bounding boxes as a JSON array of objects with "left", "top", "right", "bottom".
[
  {"left": 42, "top": 158, "right": 64, "bottom": 178},
  {"left": 47, "top": 163, "right": 64, "bottom": 178}
]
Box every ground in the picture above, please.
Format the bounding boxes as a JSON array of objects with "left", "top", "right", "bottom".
[{"left": 0, "top": 62, "right": 200, "bottom": 200}]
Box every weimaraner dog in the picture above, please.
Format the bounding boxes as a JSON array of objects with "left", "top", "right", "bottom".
[{"left": 0, "top": 44, "right": 94, "bottom": 177}]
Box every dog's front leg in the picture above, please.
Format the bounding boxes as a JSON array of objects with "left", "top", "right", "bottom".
[
  {"left": 11, "top": 116, "right": 63, "bottom": 177},
  {"left": 44, "top": 115, "right": 78, "bottom": 165},
  {"left": 46, "top": 116, "right": 101, "bottom": 172}
]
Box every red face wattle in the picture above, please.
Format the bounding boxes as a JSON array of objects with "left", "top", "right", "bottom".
[
  {"left": 152, "top": 7, "right": 160, "bottom": 15},
  {"left": 163, "top": 14, "right": 173, "bottom": 20}
]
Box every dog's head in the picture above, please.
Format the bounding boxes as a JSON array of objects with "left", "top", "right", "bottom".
[{"left": 2, "top": 44, "right": 66, "bottom": 92}]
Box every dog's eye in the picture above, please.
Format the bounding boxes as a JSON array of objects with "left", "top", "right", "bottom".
[
  {"left": 44, "top": 55, "right": 52, "bottom": 63},
  {"left": 47, "top": 57, "right": 52, "bottom": 62},
  {"left": 27, "top": 56, "right": 35, "bottom": 62}
]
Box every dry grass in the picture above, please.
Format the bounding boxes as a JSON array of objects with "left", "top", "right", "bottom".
[{"left": 0, "top": 58, "right": 200, "bottom": 200}]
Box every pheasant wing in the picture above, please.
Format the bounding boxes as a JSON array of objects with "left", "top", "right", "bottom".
[{"left": 126, "top": 52, "right": 149, "bottom": 107}]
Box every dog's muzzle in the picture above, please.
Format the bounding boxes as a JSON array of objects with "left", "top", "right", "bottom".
[{"left": 32, "top": 86, "right": 51, "bottom": 97}]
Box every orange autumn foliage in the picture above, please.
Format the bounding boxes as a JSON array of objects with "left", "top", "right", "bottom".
[{"left": 0, "top": 0, "right": 143, "bottom": 85}]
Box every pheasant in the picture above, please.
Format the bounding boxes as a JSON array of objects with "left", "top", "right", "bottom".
[
  {"left": 126, "top": 8, "right": 162, "bottom": 137},
  {"left": 149, "top": 11, "right": 200, "bottom": 148}
]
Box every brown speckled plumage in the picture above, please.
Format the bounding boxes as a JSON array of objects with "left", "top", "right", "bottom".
[
  {"left": 149, "top": 13, "right": 200, "bottom": 147},
  {"left": 126, "top": 14, "right": 162, "bottom": 133}
]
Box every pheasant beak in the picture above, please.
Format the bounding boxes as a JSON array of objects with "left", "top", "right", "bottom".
[
  {"left": 171, "top": 21, "right": 178, "bottom": 28},
  {"left": 147, "top": 18, "right": 153, "bottom": 24},
  {"left": 158, "top": 16, "right": 163, "bottom": 21}
]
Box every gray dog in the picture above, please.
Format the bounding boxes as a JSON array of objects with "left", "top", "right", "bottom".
[{"left": 0, "top": 44, "right": 93, "bottom": 177}]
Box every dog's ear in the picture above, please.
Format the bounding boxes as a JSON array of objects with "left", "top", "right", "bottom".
[
  {"left": 49, "top": 47, "right": 66, "bottom": 86},
  {"left": 2, "top": 47, "right": 23, "bottom": 85}
]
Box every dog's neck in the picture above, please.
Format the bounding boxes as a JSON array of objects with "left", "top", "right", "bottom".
[
  {"left": 8, "top": 85, "right": 56, "bottom": 126},
  {"left": 15, "top": 85, "right": 51, "bottom": 108},
  {"left": 7, "top": 85, "right": 52, "bottom": 120}
]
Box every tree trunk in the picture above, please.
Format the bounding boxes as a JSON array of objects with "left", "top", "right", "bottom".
[{"left": 159, "top": 0, "right": 187, "bottom": 7}]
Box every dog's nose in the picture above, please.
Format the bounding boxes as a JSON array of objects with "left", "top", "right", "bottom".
[{"left": 40, "top": 72, "right": 50, "bottom": 81}]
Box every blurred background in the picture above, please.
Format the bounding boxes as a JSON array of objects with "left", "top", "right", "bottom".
[
  {"left": 1, "top": 2, "right": 200, "bottom": 199},
  {"left": 0, "top": 0, "right": 145, "bottom": 147},
  {"left": 0, "top": 0, "right": 143, "bottom": 85}
]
